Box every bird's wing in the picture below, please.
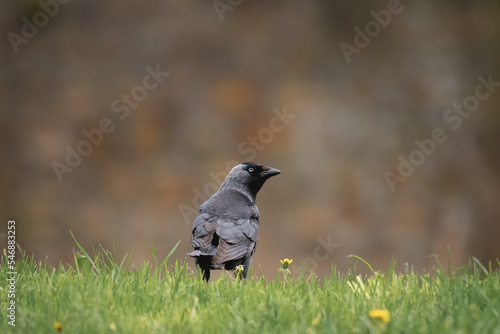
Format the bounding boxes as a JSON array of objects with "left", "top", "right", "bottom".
[
  {"left": 189, "top": 213, "right": 218, "bottom": 256},
  {"left": 212, "top": 215, "right": 259, "bottom": 264},
  {"left": 189, "top": 190, "right": 261, "bottom": 266}
]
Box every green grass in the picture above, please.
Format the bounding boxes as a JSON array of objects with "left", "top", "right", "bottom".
[{"left": 1, "top": 240, "right": 500, "bottom": 334}]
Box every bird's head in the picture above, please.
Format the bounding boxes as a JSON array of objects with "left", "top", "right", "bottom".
[{"left": 220, "top": 162, "right": 281, "bottom": 200}]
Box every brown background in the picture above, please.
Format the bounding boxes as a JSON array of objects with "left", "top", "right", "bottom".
[{"left": 1, "top": 0, "right": 500, "bottom": 277}]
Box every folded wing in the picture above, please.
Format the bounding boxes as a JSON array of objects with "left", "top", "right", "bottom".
[{"left": 189, "top": 212, "right": 259, "bottom": 269}]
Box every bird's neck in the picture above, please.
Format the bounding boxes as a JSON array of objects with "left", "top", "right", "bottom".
[{"left": 219, "top": 180, "right": 258, "bottom": 204}]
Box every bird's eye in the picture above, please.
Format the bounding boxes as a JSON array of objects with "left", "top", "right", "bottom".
[{"left": 248, "top": 167, "right": 254, "bottom": 173}]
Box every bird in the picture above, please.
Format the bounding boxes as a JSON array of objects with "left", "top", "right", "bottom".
[{"left": 187, "top": 162, "right": 281, "bottom": 281}]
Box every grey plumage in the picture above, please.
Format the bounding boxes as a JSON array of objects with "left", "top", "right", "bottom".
[{"left": 187, "top": 162, "right": 281, "bottom": 281}]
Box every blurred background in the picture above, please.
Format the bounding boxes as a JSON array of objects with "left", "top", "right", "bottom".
[{"left": 1, "top": 0, "right": 500, "bottom": 277}]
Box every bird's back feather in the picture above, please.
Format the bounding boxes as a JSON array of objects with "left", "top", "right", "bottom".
[{"left": 189, "top": 188, "right": 260, "bottom": 269}]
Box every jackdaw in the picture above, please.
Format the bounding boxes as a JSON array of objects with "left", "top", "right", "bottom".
[{"left": 187, "top": 162, "right": 281, "bottom": 281}]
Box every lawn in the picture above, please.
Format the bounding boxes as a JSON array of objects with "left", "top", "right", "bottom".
[{"left": 1, "top": 239, "right": 499, "bottom": 334}]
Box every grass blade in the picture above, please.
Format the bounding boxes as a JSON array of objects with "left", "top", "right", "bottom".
[
  {"left": 155, "top": 241, "right": 181, "bottom": 277},
  {"left": 472, "top": 257, "right": 489, "bottom": 276},
  {"left": 70, "top": 230, "right": 98, "bottom": 273},
  {"left": 347, "top": 255, "right": 375, "bottom": 274}
]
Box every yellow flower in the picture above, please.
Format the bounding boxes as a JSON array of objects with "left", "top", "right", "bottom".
[
  {"left": 53, "top": 322, "right": 62, "bottom": 332},
  {"left": 311, "top": 313, "right": 321, "bottom": 325},
  {"left": 235, "top": 264, "right": 245, "bottom": 278},
  {"left": 110, "top": 322, "right": 117, "bottom": 330},
  {"left": 369, "top": 309, "right": 390, "bottom": 323},
  {"left": 280, "top": 258, "right": 293, "bottom": 269}
]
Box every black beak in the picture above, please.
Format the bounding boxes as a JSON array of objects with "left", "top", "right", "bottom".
[{"left": 259, "top": 167, "right": 281, "bottom": 178}]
